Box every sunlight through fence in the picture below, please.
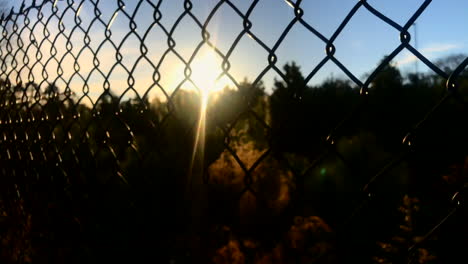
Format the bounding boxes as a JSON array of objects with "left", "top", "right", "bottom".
[{"left": 0, "top": 0, "right": 467, "bottom": 263}]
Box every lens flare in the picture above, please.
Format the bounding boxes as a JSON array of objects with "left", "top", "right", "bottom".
[{"left": 188, "top": 50, "right": 229, "bottom": 188}]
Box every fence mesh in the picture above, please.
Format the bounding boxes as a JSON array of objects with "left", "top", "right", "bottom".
[{"left": 0, "top": 0, "right": 467, "bottom": 263}]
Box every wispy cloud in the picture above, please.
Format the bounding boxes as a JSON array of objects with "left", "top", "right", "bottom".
[{"left": 395, "top": 43, "right": 462, "bottom": 66}]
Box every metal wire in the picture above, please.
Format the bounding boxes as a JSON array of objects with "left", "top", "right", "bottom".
[{"left": 0, "top": 0, "right": 466, "bottom": 262}]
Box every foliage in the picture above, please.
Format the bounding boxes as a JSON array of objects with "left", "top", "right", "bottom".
[
  {"left": 1, "top": 56, "right": 467, "bottom": 263},
  {"left": 373, "top": 195, "right": 436, "bottom": 264}
]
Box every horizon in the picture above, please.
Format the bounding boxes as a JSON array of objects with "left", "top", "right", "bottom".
[{"left": 3, "top": 0, "right": 467, "bottom": 103}]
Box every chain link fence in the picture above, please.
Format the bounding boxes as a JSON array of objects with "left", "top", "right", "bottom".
[{"left": 0, "top": 0, "right": 467, "bottom": 263}]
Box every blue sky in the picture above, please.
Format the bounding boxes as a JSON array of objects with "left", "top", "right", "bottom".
[{"left": 5, "top": 0, "right": 468, "bottom": 100}]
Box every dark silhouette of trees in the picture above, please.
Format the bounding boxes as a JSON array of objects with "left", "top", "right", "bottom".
[
  {"left": 0, "top": 55, "right": 467, "bottom": 263},
  {"left": 270, "top": 62, "right": 313, "bottom": 155}
]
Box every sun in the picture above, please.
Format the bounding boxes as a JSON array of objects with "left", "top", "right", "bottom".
[
  {"left": 187, "top": 48, "right": 235, "bottom": 193},
  {"left": 188, "top": 49, "right": 232, "bottom": 191},
  {"left": 189, "top": 50, "right": 231, "bottom": 97}
]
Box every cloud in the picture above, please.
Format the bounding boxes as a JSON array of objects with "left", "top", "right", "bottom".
[
  {"left": 422, "top": 43, "right": 461, "bottom": 53},
  {"left": 395, "top": 43, "right": 462, "bottom": 66}
]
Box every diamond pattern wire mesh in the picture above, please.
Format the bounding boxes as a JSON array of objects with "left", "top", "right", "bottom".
[{"left": 0, "top": 0, "right": 467, "bottom": 263}]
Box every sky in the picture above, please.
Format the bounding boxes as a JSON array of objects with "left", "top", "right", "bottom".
[{"left": 4, "top": 0, "right": 468, "bottom": 102}]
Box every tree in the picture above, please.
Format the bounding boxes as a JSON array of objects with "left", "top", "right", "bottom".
[
  {"left": 366, "top": 58, "right": 405, "bottom": 149},
  {"left": 270, "top": 62, "right": 316, "bottom": 155},
  {"left": 435, "top": 53, "right": 467, "bottom": 73}
]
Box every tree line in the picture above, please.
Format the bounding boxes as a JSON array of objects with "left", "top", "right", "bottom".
[{"left": 0, "top": 55, "right": 467, "bottom": 263}]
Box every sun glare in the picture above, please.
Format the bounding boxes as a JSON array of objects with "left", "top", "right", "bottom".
[
  {"left": 190, "top": 51, "right": 230, "bottom": 97},
  {"left": 189, "top": 49, "right": 230, "bottom": 192}
]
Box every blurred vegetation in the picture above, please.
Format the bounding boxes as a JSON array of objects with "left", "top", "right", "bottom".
[{"left": 0, "top": 55, "right": 467, "bottom": 263}]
